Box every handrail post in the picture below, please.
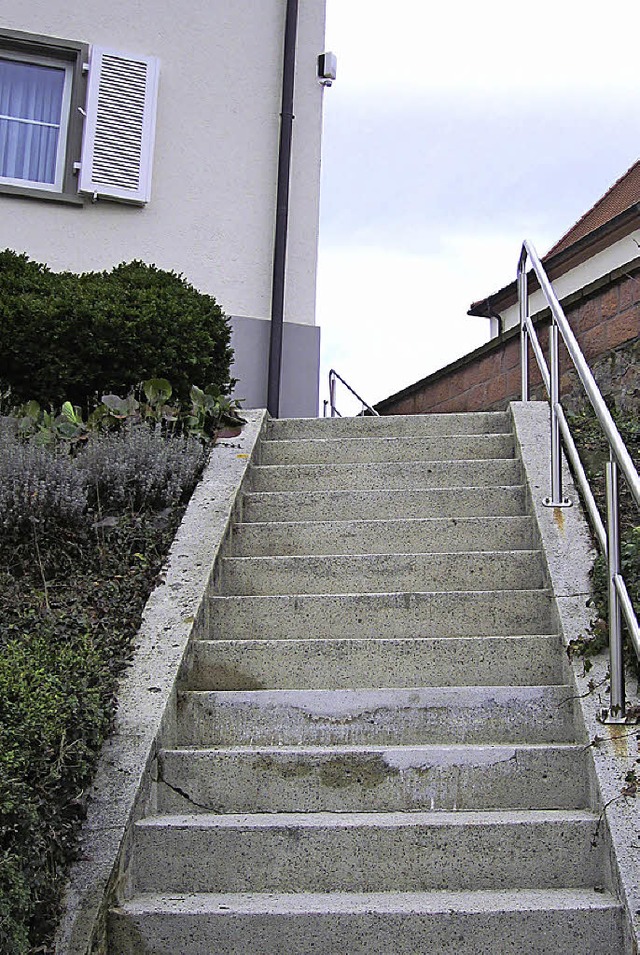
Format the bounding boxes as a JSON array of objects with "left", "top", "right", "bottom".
[
  {"left": 518, "top": 259, "right": 529, "bottom": 400},
  {"left": 327, "top": 368, "right": 379, "bottom": 418},
  {"left": 605, "top": 457, "right": 626, "bottom": 721},
  {"left": 544, "top": 323, "right": 570, "bottom": 507},
  {"left": 329, "top": 371, "right": 337, "bottom": 417}
]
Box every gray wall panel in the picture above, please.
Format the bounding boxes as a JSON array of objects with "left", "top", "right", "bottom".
[{"left": 229, "top": 315, "right": 320, "bottom": 418}]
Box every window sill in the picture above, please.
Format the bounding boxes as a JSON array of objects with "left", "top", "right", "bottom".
[{"left": 0, "top": 183, "right": 85, "bottom": 206}]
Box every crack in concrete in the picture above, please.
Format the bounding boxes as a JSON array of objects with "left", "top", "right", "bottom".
[{"left": 158, "top": 772, "right": 221, "bottom": 814}]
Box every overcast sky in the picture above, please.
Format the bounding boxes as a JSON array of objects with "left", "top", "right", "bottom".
[{"left": 316, "top": 0, "right": 640, "bottom": 414}]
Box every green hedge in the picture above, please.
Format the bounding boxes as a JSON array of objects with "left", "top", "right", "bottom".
[{"left": 0, "top": 251, "right": 234, "bottom": 408}]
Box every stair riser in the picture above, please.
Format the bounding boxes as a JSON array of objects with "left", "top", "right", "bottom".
[
  {"left": 108, "top": 904, "right": 625, "bottom": 955},
  {"left": 132, "top": 817, "right": 602, "bottom": 893},
  {"left": 260, "top": 434, "right": 515, "bottom": 465},
  {"left": 177, "top": 687, "right": 576, "bottom": 747},
  {"left": 219, "top": 552, "right": 544, "bottom": 596},
  {"left": 157, "top": 746, "right": 587, "bottom": 814},
  {"left": 250, "top": 459, "right": 522, "bottom": 492},
  {"left": 230, "top": 517, "right": 536, "bottom": 557},
  {"left": 208, "top": 591, "right": 556, "bottom": 640},
  {"left": 184, "top": 636, "right": 563, "bottom": 690},
  {"left": 242, "top": 487, "right": 528, "bottom": 522},
  {"left": 268, "top": 412, "right": 512, "bottom": 439}
]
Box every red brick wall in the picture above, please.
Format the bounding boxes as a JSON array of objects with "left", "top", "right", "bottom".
[{"left": 378, "top": 267, "right": 640, "bottom": 416}]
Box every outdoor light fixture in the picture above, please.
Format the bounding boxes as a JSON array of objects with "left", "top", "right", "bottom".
[{"left": 317, "top": 51, "right": 337, "bottom": 86}]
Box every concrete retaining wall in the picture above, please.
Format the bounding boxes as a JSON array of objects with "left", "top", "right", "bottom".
[{"left": 54, "top": 410, "right": 267, "bottom": 955}]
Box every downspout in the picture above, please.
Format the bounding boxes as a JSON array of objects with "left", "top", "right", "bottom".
[{"left": 267, "top": 0, "right": 299, "bottom": 418}]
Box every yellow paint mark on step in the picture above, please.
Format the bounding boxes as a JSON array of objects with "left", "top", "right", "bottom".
[
  {"left": 605, "top": 723, "right": 634, "bottom": 759},
  {"left": 553, "top": 507, "right": 565, "bottom": 533}
]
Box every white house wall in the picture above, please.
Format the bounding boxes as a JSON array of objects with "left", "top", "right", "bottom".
[
  {"left": 0, "top": 0, "right": 326, "bottom": 412},
  {"left": 500, "top": 230, "right": 640, "bottom": 331}
]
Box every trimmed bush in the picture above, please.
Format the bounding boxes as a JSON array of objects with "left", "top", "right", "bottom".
[{"left": 0, "top": 251, "right": 234, "bottom": 408}]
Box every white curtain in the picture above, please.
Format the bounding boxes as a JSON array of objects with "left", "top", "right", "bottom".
[{"left": 0, "top": 59, "right": 65, "bottom": 184}]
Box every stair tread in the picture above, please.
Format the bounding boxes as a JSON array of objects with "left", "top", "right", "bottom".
[
  {"left": 246, "top": 483, "right": 526, "bottom": 492},
  {"left": 136, "top": 808, "right": 598, "bottom": 829},
  {"left": 222, "top": 549, "right": 543, "bottom": 561},
  {"left": 161, "top": 742, "right": 584, "bottom": 755},
  {"left": 264, "top": 432, "right": 513, "bottom": 444},
  {"left": 181, "top": 683, "right": 571, "bottom": 699},
  {"left": 233, "top": 515, "right": 534, "bottom": 528},
  {"left": 191, "top": 634, "right": 559, "bottom": 645},
  {"left": 253, "top": 456, "right": 519, "bottom": 467},
  {"left": 115, "top": 886, "right": 620, "bottom": 915},
  {"left": 211, "top": 588, "right": 553, "bottom": 602},
  {"left": 242, "top": 486, "right": 529, "bottom": 521},
  {"left": 267, "top": 412, "right": 512, "bottom": 438}
]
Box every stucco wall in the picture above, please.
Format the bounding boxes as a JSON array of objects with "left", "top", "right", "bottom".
[
  {"left": 0, "top": 1, "right": 326, "bottom": 414},
  {"left": 0, "top": 0, "right": 325, "bottom": 325}
]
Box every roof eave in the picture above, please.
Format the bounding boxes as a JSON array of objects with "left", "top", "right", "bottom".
[{"left": 468, "top": 203, "right": 640, "bottom": 318}]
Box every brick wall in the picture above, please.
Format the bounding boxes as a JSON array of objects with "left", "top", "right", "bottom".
[{"left": 377, "top": 263, "right": 640, "bottom": 416}]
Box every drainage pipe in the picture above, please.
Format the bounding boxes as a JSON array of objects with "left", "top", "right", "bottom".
[{"left": 267, "top": 0, "right": 299, "bottom": 417}]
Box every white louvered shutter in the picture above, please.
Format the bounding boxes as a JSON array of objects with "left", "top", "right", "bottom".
[{"left": 79, "top": 48, "right": 160, "bottom": 205}]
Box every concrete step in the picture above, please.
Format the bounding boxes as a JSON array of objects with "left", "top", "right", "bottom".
[
  {"left": 219, "top": 551, "right": 544, "bottom": 596},
  {"left": 176, "top": 685, "right": 577, "bottom": 747},
  {"left": 131, "top": 810, "right": 604, "bottom": 894},
  {"left": 183, "top": 636, "right": 563, "bottom": 690},
  {"left": 109, "top": 888, "right": 624, "bottom": 955},
  {"left": 260, "top": 433, "right": 515, "bottom": 465},
  {"left": 157, "top": 743, "right": 588, "bottom": 814},
  {"left": 241, "top": 485, "right": 528, "bottom": 522},
  {"left": 207, "top": 590, "right": 557, "bottom": 640},
  {"left": 229, "top": 516, "right": 537, "bottom": 556},
  {"left": 267, "top": 411, "right": 512, "bottom": 439},
  {"left": 249, "top": 458, "right": 522, "bottom": 492}
]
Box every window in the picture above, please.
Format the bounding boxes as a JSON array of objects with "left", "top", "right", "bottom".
[
  {"left": 0, "top": 30, "right": 159, "bottom": 206},
  {"left": 0, "top": 30, "right": 87, "bottom": 202},
  {"left": 0, "top": 55, "right": 72, "bottom": 190}
]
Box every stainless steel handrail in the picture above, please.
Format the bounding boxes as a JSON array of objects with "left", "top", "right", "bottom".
[
  {"left": 326, "top": 369, "right": 380, "bottom": 418},
  {"left": 518, "top": 239, "right": 639, "bottom": 721}
]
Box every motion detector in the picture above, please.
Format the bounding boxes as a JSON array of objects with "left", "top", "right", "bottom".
[{"left": 317, "top": 51, "right": 337, "bottom": 87}]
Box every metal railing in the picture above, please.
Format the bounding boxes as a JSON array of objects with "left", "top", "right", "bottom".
[
  {"left": 518, "top": 240, "right": 640, "bottom": 721},
  {"left": 324, "top": 368, "right": 379, "bottom": 418}
]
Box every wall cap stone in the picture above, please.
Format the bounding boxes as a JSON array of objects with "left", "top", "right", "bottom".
[{"left": 512, "top": 400, "right": 639, "bottom": 953}]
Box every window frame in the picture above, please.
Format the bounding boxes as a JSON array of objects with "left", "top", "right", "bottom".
[{"left": 0, "top": 29, "right": 88, "bottom": 204}]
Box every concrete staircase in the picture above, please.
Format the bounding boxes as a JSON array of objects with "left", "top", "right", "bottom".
[{"left": 109, "top": 411, "right": 625, "bottom": 953}]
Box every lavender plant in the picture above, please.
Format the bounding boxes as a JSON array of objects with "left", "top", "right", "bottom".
[
  {"left": 79, "top": 425, "right": 208, "bottom": 512},
  {"left": 0, "top": 429, "right": 87, "bottom": 541}
]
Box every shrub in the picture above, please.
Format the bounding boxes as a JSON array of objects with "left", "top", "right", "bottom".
[{"left": 0, "top": 251, "right": 235, "bottom": 408}]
